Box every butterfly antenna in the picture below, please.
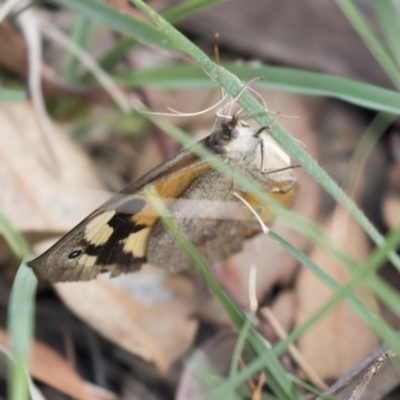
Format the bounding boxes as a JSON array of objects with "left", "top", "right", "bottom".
[
  {"left": 140, "top": 94, "right": 229, "bottom": 117},
  {"left": 247, "top": 83, "right": 268, "bottom": 112},
  {"left": 216, "top": 77, "right": 264, "bottom": 120}
]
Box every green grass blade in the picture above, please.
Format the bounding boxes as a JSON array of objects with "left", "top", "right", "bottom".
[
  {"left": 371, "top": 0, "right": 400, "bottom": 66},
  {"left": 7, "top": 259, "right": 38, "bottom": 400},
  {"left": 50, "top": 0, "right": 176, "bottom": 52},
  {"left": 335, "top": 0, "right": 400, "bottom": 89},
  {"left": 0, "top": 344, "right": 46, "bottom": 400},
  {"left": 62, "top": 14, "right": 93, "bottom": 82},
  {"left": 95, "top": 37, "right": 137, "bottom": 72},
  {"left": 366, "top": 275, "right": 400, "bottom": 317},
  {"left": 229, "top": 311, "right": 256, "bottom": 379},
  {"left": 162, "top": 0, "right": 224, "bottom": 24},
  {"left": 343, "top": 112, "right": 395, "bottom": 191},
  {"left": 289, "top": 376, "right": 334, "bottom": 400},
  {"left": 119, "top": 63, "right": 400, "bottom": 113},
  {"left": 0, "top": 88, "right": 25, "bottom": 102},
  {"left": 81, "top": 0, "right": 222, "bottom": 78}
]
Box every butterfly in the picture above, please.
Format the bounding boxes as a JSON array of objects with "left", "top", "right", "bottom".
[{"left": 28, "top": 115, "right": 298, "bottom": 282}]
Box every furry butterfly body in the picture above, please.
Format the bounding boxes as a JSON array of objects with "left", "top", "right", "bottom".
[{"left": 29, "top": 117, "right": 298, "bottom": 282}]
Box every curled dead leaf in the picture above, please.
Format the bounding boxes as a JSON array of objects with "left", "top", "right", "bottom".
[{"left": 55, "top": 271, "right": 198, "bottom": 375}]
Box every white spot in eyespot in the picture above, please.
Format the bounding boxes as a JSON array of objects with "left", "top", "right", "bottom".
[{"left": 68, "top": 250, "right": 82, "bottom": 259}]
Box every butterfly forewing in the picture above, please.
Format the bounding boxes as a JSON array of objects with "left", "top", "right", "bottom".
[{"left": 29, "top": 158, "right": 211, "bottom": 282}]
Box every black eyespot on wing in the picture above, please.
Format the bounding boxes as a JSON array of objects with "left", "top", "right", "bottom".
[{"left": 68, "top": 250, "right": 82, "bottom": 259}]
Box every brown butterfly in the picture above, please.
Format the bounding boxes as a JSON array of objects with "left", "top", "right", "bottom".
[{"left": 28, "top": 116, "right": 298, "bottom": 282}]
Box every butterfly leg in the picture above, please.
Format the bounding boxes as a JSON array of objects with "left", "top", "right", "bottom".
[{"left": 260, "top": 138, "right": 266, "bottom": 172}]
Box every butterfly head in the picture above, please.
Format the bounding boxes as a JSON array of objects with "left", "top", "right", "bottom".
[{"left": 208, "top": 116, "right": 261, "bottom": 163}]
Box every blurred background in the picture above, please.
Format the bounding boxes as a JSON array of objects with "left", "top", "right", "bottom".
[{"left": 1, "top": 0, "right": 400, "bottom": 399}]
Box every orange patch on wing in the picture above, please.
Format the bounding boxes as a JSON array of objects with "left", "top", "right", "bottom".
[{"left": 131, "top": 161, "right": 212, "bottom": 228}]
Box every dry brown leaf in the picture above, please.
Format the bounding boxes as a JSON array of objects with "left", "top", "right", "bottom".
[
  {"left": 0, "top": 329, "right": 106, "bottom": 400},
  {"left": 0, "top": 101, "right": 105, "bottom": 235},
  {"left": 55, "top": 270, "right": 198, "bottom": 374},
  {"left": 295, "top": 206, "right": 380, "bottom": 380}
]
